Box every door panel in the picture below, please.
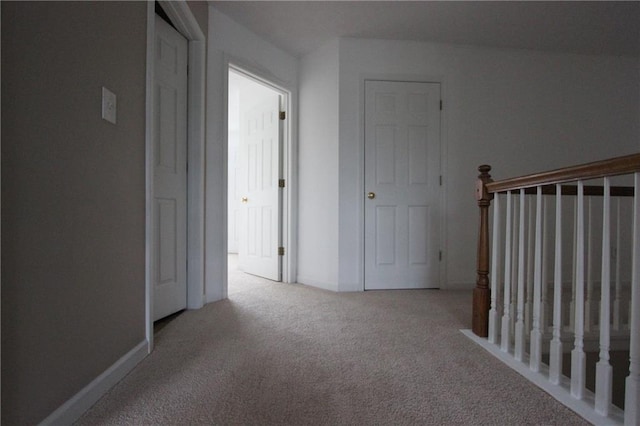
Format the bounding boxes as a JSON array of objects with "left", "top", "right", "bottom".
[
  {"left": 376, "top": 206, "right": 397, "bottom": 265},
  {"left": 238, "top": 95, "right": 282, "bottom": 281},
  {"left": 408, "top": 205, "right": 430, "bottom": 265},
  {"left": 364, "top": 80, "right": 441, "bottom": 290},
  {"left": 153, "top": 15, "right": 188, "bottom": 320}
]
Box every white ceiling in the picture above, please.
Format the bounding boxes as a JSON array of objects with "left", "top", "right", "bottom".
[{"left": 209, "top": 1, "right": 640, "bottom": 58}]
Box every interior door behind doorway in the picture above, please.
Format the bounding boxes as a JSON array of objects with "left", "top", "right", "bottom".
[
  {"left": 238, "top": 93, "right": 282, "bottom": 281},
  {"left": 364, "top": 80, "right": 441, "bottom": 290},
  {"left": 153, "top": 15, "right": 188, "bottom": 320}
]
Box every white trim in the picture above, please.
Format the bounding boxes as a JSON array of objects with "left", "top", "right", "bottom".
[
  {"left": 437, "top": 78, "right": 449, "bottom": 290},
  {"left": 1, "top": 1, "right": 3, "bottom": 416},
  {"left": 146, "top": 1, "right": 207, "bottom": 347},
  {"left": 225, "top": 59, "right": 297, "bottom": 285},
  {"left": 461, "top": 330, "right": 625, "bottom": 425},
  {"left": 296, "top": 276, "right": 338, "bottom": 292},
  {"left": 186, "top": 39, "right": 206, "bottom": 310},
  {"left": 359, "top": 74, "right": 447, "bottom": 291},
  {"left": 158, "top": 0, "right": 204, "bottom": 41},
  {"left": 38, "top": 341, "right": 148, "bottom": 426},
  {"left": 144, "top": 1, "right": 155, "bottom": 351}
]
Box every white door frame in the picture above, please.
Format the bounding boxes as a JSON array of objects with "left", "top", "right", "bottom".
[
  {"left": 359, "top": 75, "right": 447, "bottom": 291},
  {"left": 225, "top": 61, "right": 295, "bottom": 286},
  {"left": 145, "top": 2, "right": 206, "bottom": 350},
  {"left": 0, "top": 0, "right": 3, "bottom": 412}
]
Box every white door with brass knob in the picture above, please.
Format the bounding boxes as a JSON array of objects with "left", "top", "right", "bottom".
[
  {"left": 237, "top": 89, "right": 282, "bottom": 281},
  {"left": 364, "top": 80, "right": 441, "bottom": 289}
]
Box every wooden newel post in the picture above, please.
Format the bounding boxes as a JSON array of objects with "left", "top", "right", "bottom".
[{"left": 473, "top": 165, "right": 494, "bottom": 337}]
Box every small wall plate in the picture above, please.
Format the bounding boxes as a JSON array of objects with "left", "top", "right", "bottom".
[{"left": 102, "top": 87, "right": 117, "bottom": 124}]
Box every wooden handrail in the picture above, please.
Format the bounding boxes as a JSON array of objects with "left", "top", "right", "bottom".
[
  {"left": 523, "top": 184, "right": 634, "bottom": 197},
  {"left": 487, "top": 153, "right": 640, "bottom": 193}
]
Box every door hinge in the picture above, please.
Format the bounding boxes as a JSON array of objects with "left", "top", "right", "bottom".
[
  {"left": 440, "top": 100, "right": 443, "bottom": 110},
  {"left": 279, "top": 111, "right": 286, "bottom": 120},
  {"left": 439, "top": 250, "right": 442, "bottom": 261},
  {"left": 279, "top": 179, "right": 285, "bottom": 188},
  {"left": 278, "top": 247, "right": 285, "bottom": 256}
]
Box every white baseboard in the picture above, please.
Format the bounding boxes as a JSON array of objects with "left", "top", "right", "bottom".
[
  {"left": 296, "top": 276, "right": 338, "bottom": 292},
  {"left": 39, "top": 340, "right": 148, "bottom": 426}
]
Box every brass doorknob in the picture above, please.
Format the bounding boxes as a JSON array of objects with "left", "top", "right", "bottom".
[
  {"left": 241, "top": 197, "right": 248, "bottom": 203},
  {"left": 367, "top": 192, "right": 376, "bottom": 200}
]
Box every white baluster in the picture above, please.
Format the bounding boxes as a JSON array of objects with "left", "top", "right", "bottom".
[
  {"left": 625, "top": 296, "right": 633, "bottom": 330},
  {"left": 541, "top": 195, "right": 549, "bottom": 333},
  {"left": 489, "top": 194, "right": 501, "bottom": 344},
  {"left": 570, "top": 197, "right": 577, "bottom": 332},
  {"left": 624, "top": 172, "right": 640, "bottom": 426},
  {"left": 501, "top": 191, "right": 513, "bottom": 352},
  {"left": 549, "top": 184, "right": 563, "bottom": 384},
  {"left": 511, "top": 199, "right": 519, "bottom": 335},
  {"left": 526, "top": 198, "right": 535, "bottom": 335},
  {"left": 515, "top": 189, "right": 526, "bottom": 361},
  {"left": 530, "top": 186, "right": 543, "bottom": 372},
  {"left": 595, "top": 177, "right": 612, "bottom": 415},
  {"left": 585, "top": 198, "right": 594, "bottom": 333},
  {"left": 614, "top": 198, "right": 621, "bottom": 331},
  {"left": 571, "top": 180, "right": 586, "bottom": 399}
]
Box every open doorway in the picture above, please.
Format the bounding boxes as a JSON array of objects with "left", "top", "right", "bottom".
[{"left": 227, "top": 67, "right": 289, "bottom": 295}]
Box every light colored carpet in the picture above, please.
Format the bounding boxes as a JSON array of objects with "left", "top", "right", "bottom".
[
  {"left": 226, "top": 254, "right": 277, "bottom": 296},
  {"left": 76, "top": 261, "right": 588, "bottom": 425}
]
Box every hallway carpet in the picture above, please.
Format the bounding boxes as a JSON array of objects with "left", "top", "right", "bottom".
[{"left": 77, "top": 270, "right": 587, "bottom": 425}]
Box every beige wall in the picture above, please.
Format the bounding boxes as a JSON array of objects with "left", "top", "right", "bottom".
[{"left": 1, "top": 2, "right": 147, "bottom": 424}]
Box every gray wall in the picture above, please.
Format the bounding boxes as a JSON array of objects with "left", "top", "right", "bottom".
[
  {"left": 295, "top": 37, "right": 639, "bottom": 292},
  {"left": 337, "top": 39, "right": 640, "bottom": 290},
  {"left": 187, "top": 0, "right": 209, "bottom": 37},
  {"left": 297, "top": 40, "right": 340, "bottom": 291},
  {"left": 2, "top": 2, "right": 147, "bottom": 424}
]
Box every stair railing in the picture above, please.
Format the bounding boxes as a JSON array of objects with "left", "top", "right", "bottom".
[{"left": 473, "top": 153, "right": 640, "bottom": 425}]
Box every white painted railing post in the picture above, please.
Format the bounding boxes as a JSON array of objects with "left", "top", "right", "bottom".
[
  {"left": 510, "top": 199, "right": 519, "bottom": 335},
  {"left": 501, "top": 191, "right": 513, "bottom": 352},
  {"left": 515, "top": 189, "right": 526, "bottom": 361},
  {"left": 595, "top": 177, "right": 612, "bottom": 415},
  {"left": 549, "top": 184, "right": 563, "bottom": 385},
  {"left": 571, "top": 180, "right": 586, "bottom": 400},
  {"left": 625, "top": 172, "right": 640, "bottom": 426},
  {"left": 526, "top": 199, "right": 535, "bottom": 335},
  {"left": 614, "top": 198, "right": 622, "bottom": 332},
  {"left": 570, "top": 198, "right": 577, "bottom": 332},
  {"left": 585, "top": 198, "right": 594, "bottom": 333},
  {"left": 541, "top": 196, "right": 550, "bottom": 333},
  {"left": 530, "top": 186, "right": 543, "bottom": 372},
  {"left": 489, "top": 194, "right": 501, "bottom": 344}
]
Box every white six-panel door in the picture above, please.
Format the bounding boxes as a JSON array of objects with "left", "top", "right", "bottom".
[
  {"left": 153, "top": 15, "right": 188, "bottom": 320},
  {"left": 238, "top": 95, "right": 282, "bottom": 281},
  {"left": 364, "top": 80, "right": 441, "bottom": 290}
]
